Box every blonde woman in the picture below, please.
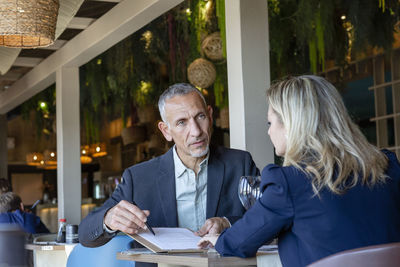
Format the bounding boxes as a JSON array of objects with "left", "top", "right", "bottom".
[{"left": 198, "top": 75, "right": 400, "bottom": 267}]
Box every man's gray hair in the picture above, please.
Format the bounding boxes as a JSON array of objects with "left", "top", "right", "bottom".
[{"left": 158, "top": 83, "right": 207, "bottom": 123}]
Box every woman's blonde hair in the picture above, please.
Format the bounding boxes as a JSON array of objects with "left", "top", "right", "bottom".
[{"left": 267, "top": 75, "right": 388, "bottom": 194}]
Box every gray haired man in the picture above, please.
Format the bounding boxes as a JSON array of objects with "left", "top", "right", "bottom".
[{"left": 79, "top": 83, "right": 258, "bottom": 260}]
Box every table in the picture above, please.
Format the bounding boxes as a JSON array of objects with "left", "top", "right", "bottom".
[
  {"left": 117, "top": 249, "right": 281, "bottom": 267},
  {"left": 26, "top": 243, "right": 77, "bottom": 267}
]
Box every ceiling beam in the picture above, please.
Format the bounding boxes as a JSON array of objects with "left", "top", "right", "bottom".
[
  {"left": 67, "top": 17, "right": 95, "bottom": 30},
  {"left": 43, "top": 40, "right": 68, "bottom": 50},
  {"left": 0, "top": 0, "right": 183, "bottom": 114},
  {"left": 13, "top": 57, "right": 43, "bottom": 67},
  {"left": 91, "top": 0, "right": 121, "bottom": 2},
  {"left": 0, "top": 72, "right": 23, "bottom": 82}
]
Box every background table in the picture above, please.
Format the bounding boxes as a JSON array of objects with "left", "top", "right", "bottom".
[{"left": 26, "top": 243, "right": 77, "bottom": 267}]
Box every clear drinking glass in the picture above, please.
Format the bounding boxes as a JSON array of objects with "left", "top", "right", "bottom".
[{"left": 238, "top": 175, "right": 262, "bottom": 210}]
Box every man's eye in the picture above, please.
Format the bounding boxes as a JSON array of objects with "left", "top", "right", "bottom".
[
  {"left": 177, "top": 121, "right": 185, "bottom": 126},
  {"left": 198, "top": 114, "right": 206, "bottom": 120},
  {"left": 267, "top": 122, "right": 271, "bottom": 127}
]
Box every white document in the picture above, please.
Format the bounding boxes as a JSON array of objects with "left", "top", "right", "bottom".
[{"left": 136, "top": 227, "right": 201, "bottom": 250}]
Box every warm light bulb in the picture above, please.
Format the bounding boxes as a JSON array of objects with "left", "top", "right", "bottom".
[
  {"left": 186, "top": 8, "right": 191, "bottom": 14},
  {"left": 50, "top": 152, "right": 55, "bottom": 157},
  {"left": 341, "top": 15, "right": 346, "bottom": 20},
  {"left": 96, "top": 146, "right": 101, "bottom": 152},
  {"left": 82, "top": 149, "right": 86, "bottom": 155},
  {"left": 33, "top": 155, "right": 37, "bottom": 160}
]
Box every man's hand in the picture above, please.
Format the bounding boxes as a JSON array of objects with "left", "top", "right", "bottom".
[
  {"left": 195, "top": 217, "right": 230, "bottom": 237},
  {"left": 198, "top": 234, "right": 219, "bottom": 248},
  {"left": 104, "top": 200, "right": 150, "bottom": 235}
]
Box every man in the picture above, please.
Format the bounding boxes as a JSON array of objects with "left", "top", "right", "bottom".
[
  {"left": 79, "top": 83, "right": 258, "bottom": 250},
  {"left": 0, "top": 192, "right": 49, "bottom": 234}
]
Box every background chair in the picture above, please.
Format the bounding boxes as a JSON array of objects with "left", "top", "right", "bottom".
[
  {"left": 67, "top": 234, "right": 135, "bottom": 267},
  {"left": 308, "top": 242, "right": 400, "bottom": 267}
]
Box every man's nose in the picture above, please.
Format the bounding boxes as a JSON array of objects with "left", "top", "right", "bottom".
[{"left": 189, "top": 119, "right": 202, "bottom": 136}]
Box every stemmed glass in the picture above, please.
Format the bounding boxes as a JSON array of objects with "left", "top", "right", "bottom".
[{"left": 238, "top": 175, "right": 262, "bottom": 210}]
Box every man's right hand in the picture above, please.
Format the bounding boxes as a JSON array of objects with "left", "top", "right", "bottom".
[{"left": 104, "top": 200, "right": 150, "bottom": 235}]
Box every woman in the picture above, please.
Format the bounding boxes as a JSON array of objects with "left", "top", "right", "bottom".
[{"left": 198, "top": 75, "right": 400, "bottom": 267}]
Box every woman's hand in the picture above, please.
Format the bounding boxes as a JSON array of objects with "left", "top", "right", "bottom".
[{"left": 197, "top": 234, "right": 219, "bottom": 249}]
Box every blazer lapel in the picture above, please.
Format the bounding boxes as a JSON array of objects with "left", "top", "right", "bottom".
[
  {"left": 155, "top": 148, "right": 178, "bottom": 227},
  {"left": 206, "top": 149, "right": 225, "bottom": 218}
]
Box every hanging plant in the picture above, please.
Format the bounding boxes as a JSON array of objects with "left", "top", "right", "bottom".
[
  {"left": 268, "top": 0, "right": 400, "bottom": 78},
  {"left": 20, "top": 84, "right": 56, "bottom": 139}
]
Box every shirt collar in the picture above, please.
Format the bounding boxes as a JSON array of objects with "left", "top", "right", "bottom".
[{"left": 173, "top": 145, "right": 209, "bottom": 178}]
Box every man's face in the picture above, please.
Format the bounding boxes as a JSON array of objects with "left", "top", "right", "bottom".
[{"left": 158, "top": 92, "right": 213, "bottom": 159}]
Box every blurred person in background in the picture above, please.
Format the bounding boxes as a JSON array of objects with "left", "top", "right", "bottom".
[
  {"left": 0, "top": 192, "right": 49, "bottom": 234},
  {"left": 0, "top": 178, "right": 10, "bottom": 195}
]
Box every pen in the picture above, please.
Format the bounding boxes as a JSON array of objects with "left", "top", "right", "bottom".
[
  {"left": 145, "top": 221, "right": 156, "bottom": 236},
  {"left": 130, "top": 201, "right": 155, "bottom": 235},
  {"left": 31, "top": 200, "right": 40, "bottom": 210}
]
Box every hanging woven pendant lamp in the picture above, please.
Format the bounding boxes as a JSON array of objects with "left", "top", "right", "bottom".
[{"left": 0, "top": 0, "right": 59, "bottom": 48}]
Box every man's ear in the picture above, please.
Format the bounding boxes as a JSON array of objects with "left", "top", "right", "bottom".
[
  {"left": 207, "top": 105, "right": 213, "bottom": 125},
  {"left": 158, "top": 121, "right": 173, "bottom": 142},
  {"left": 20, "top": 202, "right": 24, "bottom": 211}
]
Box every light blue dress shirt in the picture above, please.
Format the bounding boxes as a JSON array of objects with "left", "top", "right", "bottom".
[{"left": 173, "top": 146, "right": 208, "bottom": 231}]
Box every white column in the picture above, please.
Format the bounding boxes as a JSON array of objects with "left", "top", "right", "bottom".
[
  {"left": 0, "top": 114, "right": 7, "bottom": 179},
  {"left": 225, "top": 0, "right": 274, "bottom": 169},
  {"left": 56, "top": 67, "right": 81, "bottom": 224}
]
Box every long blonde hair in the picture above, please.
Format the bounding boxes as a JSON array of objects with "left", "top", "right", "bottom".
[{"left": 267, "top": 75, "right": 388, "bottom": 194}]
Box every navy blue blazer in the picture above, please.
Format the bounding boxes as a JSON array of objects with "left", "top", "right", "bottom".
[
  {"left": 79, "top": 145, "right": 258, "bottom": 248},
  {"left": 215, "top": 150, "right": 400, "bottom": 267}
]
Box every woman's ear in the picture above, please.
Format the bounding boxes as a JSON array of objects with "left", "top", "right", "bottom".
[{"left": 20, "top": 202, "right": 24, "bottom": 211}]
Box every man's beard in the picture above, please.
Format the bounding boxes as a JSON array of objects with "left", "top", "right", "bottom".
[{"left": 190, "top": 145, "right": 209, "bottom": 158}]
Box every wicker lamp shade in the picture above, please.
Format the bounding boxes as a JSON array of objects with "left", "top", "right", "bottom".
[
  {"left": 187, "top": 58, "right": 216, "bottom": 89},
  {"left": 80, "top": 145, "right": 93, "bottom": 164},
  {"left": 201, "top": 32, "right": 224, "bottom": 61},
  {"left": 0, "top": 0, "right": 59, "bottom": 48},
  {"left": 26, "top": 152, "right": 44, "bottom": 166},
  {"left": 90, "top": 142, "right": 107, "bottom": 158}
]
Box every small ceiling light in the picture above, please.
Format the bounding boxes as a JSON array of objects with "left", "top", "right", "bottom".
[
  {"left": 91, "top": 143, "right": 107, "bottom": 158},
  {"left": 341, "top": 15, "right": 346, "bottom": 20},
  {"left": 0, "top": 0, "right": 60, "bottom": 48},
  {"left": 80, "top": 145, "right": 92, "bottom": 164},
  {"left": 40, "top": 102, "right": 47, "bottom": 109},
  {"left": 26, "top": 152, "right": 44, "bottom": 166}
]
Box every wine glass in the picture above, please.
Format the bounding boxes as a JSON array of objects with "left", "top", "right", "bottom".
[{"left": 238, "top": 175, "right": 262, "bottom": 210}]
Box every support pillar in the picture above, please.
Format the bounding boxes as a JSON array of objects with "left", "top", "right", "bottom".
[
  {"left": 56, "top": 67, "right": 81, "bottom": 224},
  {"left": 225, "top": 0, "right": 274, "bottom": 169}
]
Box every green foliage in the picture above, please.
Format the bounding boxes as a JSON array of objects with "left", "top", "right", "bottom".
[
  {"left": 268, "top": 0, "right": 400, "bottom": 79},
  {"left": 20, "top": 85, "right": 56, "bottom": 139},
  {"left": 215, "top": 0, "right": 226, "bottom": 58}
]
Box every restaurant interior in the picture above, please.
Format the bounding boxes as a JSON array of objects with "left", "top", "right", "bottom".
[{"left": 0, "top": 0, "right": 400, "bottom": 266}]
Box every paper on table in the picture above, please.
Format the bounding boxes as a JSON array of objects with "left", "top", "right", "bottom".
[{"left": 135, "top": 228, "right": 201, "bottom": 251}]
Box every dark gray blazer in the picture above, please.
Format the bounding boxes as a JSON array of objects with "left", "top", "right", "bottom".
[{"left": 78, "top": 146, "right": 258, "bottom": 251}]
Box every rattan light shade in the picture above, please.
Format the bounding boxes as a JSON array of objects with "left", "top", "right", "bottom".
[{"left": 0, "top": 0, "right": 59, "bottom": 48}]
